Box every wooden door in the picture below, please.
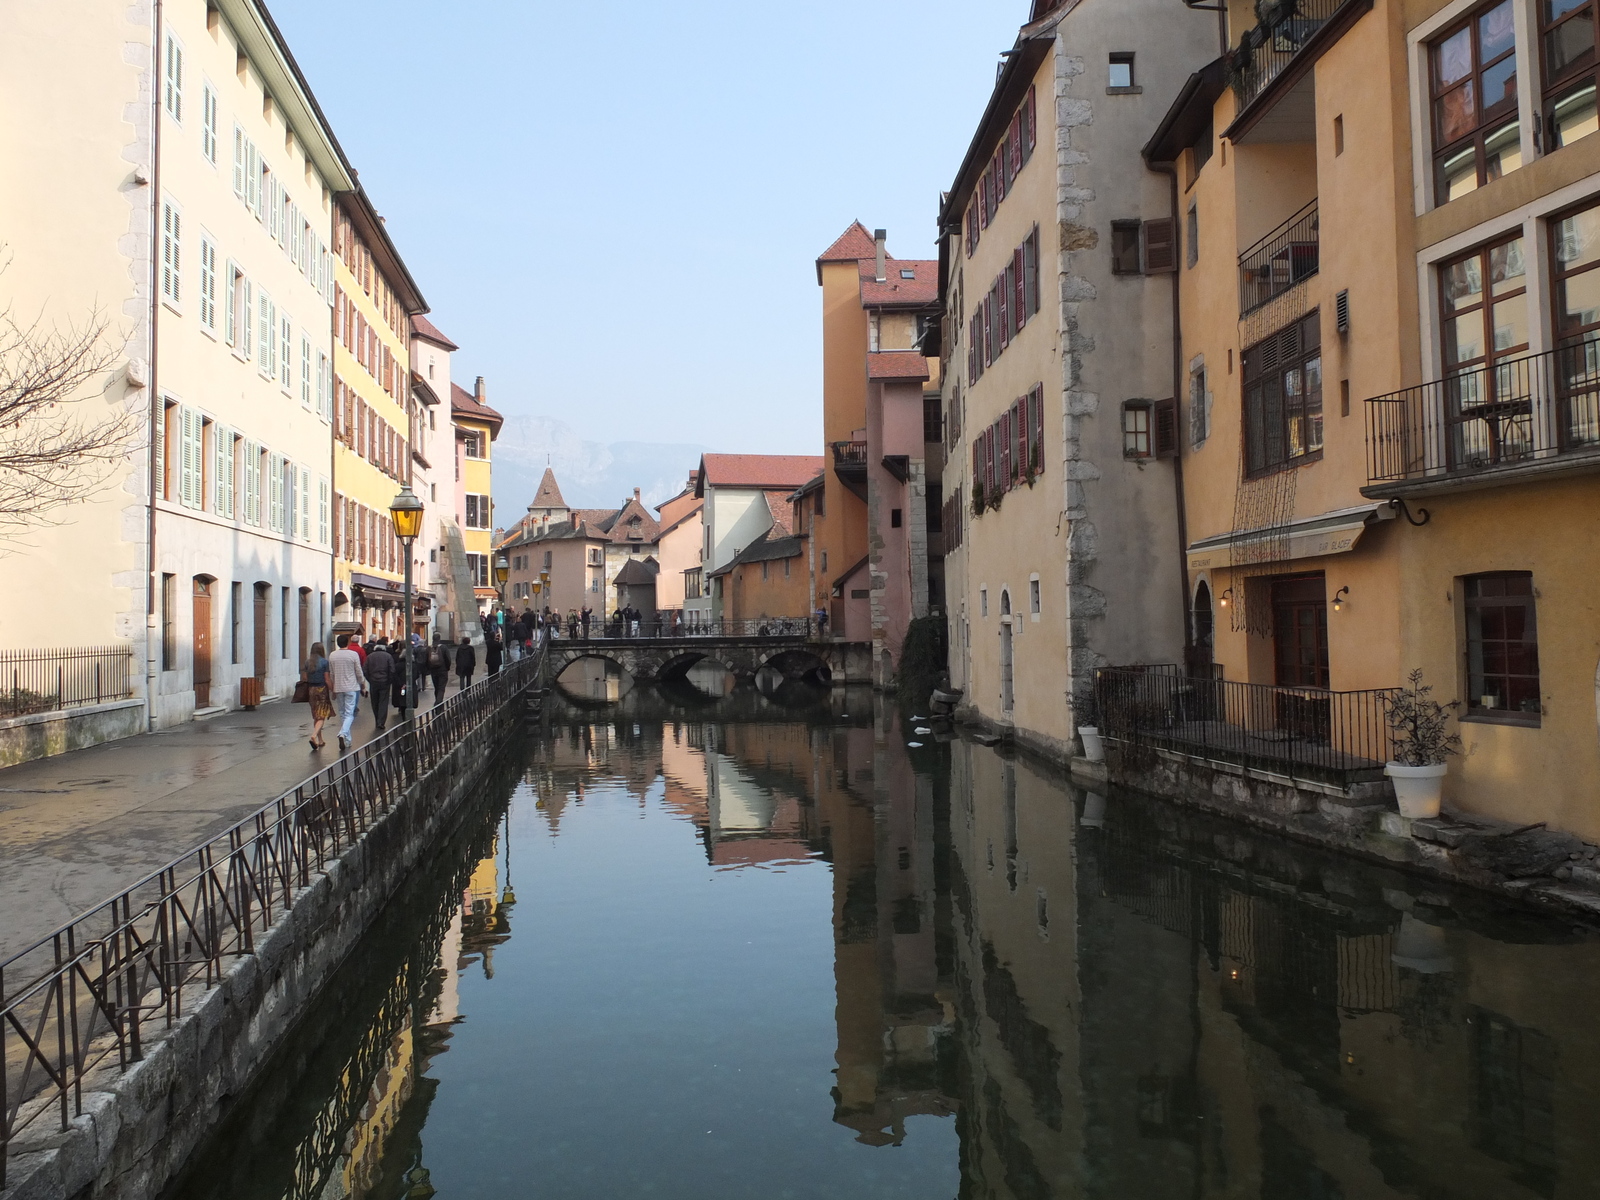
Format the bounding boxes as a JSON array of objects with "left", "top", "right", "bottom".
[
  {"left": 1271, "top": 574, "right": 1329, "bottom": 688},
  {"left": 999, "top": 621, "right": 1014, "bottom": 712},
  {"left": 192, "top": 578, "right": 212, "bottom": 708},
  {"left": 298, "top": 589, "right": 310, "bottom": 667},
  {"left": 253, "top": 584, "right": 269, "bottom": 681}
]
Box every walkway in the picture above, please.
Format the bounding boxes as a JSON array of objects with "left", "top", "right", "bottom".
[{"left": 0, "top": 681, "right": 468, "bottom": 963}]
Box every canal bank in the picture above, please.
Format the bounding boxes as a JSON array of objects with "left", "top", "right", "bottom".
[
  {"left": 0, "top": 659, "right": 540, "bottom": 1200},
  {"left": 156, "top": 701, "right": 1600, "bottom": 1198}
]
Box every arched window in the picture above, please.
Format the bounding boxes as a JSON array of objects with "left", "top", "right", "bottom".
[
  {"left": 1193, "top": 580, "right": 1215, "bottom": 661},
  {"left": 1000, "top": 589, "right": 1012, "bottom": 616}
]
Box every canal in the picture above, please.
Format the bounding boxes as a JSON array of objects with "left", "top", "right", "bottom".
[{"left": 164, "top": 681, "right": 1600, "bottom": 1199}]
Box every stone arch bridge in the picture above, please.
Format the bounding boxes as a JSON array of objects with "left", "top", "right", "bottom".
[{"left": 544, "top": 633, "right": 870, "bottom": 688}]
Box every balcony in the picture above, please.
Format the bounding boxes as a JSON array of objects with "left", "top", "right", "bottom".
[
  {"left": 831, "top": 439, "right": 868, "bottom": 501},
  {"left": 1096, "top": 665, "right": 1395, "bottom": 788},
  {"left": 1227, "top": 0, "right": 1371, "bottom": 130},
  {"left": 1238, "top": 200, "right": 1318, "bottom": 314},
  {"left": 1363, "top": 338, "right": 1600, "bottom": 492}
]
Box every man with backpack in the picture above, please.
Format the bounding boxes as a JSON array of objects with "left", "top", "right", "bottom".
[{"left": 428, "top": 635, "right": 453, "bottom": 707}]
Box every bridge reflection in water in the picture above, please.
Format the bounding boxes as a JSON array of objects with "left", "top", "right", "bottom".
[{"left": 164, "top": 697, "right": 1600, "bottom": 1199}]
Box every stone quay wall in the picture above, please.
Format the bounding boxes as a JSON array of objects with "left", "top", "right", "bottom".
[{"left": 4, "top": 716, "right": 523, "bottom": 1200}]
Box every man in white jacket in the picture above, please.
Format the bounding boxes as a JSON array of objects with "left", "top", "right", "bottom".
[{"left": 327, "top": 634, "right": 368, "bottom": 752}]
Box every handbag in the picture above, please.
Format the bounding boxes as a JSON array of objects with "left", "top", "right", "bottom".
[{"left": 292, "top": 680, "right": 312, "bottom": 704}]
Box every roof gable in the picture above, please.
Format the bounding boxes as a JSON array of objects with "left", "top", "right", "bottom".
[{"left": 531, "top": 467, "right": 567, "bottom": 510}]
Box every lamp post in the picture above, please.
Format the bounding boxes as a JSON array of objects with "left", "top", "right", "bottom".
[
  {"left": 388, "top": 487, "right": 424, "bottom": 727},
  {"left": 494, "top": 554, "right": 510, "bottom": 634}
]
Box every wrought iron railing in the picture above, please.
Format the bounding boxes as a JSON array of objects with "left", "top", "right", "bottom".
[
  {"left": 1365, "top": 338, "right": 1600, "bottom": 485},
  {"left": 0, "top": 646, "right": 135, "bottom": 718},
  {"left": 1230, "top": 0, "right": 1359, "bottom": 114},
  {"left": 1238, "top": 199, "right": 1319, "bottom": 313},
  {"left": 831, "top": 440, "right": 868, "bottom": 470},
  {"left": 0, "top": 645, "right": 545, "bottom": 1185},
  {"left": 1095, "top": 664, "right": 1395, "bottom": 784},
  {"left": 556, "top": 617, "right": 814, "bottom": 642}
]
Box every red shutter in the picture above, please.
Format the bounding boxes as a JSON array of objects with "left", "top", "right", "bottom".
[
  {"left": 1144, "top": 219, "right": 1177, "bottom": 273},
  {"left": 982, "top": 296, "right": 992, "bottom": 367},
  {"left": 1031, "top": 384, "right": 1045, "bottom": 476},
  {"left": 998, "top": 272, "right": 1011, "bottom": 350},
  {"left": 1154, "top": 397, "right": 1179, "bottom": 458},
  {"left": 984, "top": 427, "right": 995, "bottom": 499},
  {"left": 973, "top": 437, "right": 984, "bottom": 496},
  {"left": 1014, "top": 247, "right": 1028, "bottom": 329},
  {"left": 1025, "top": 86, "right": 1037, "bottom": 156},
  {"left": 1009, "top": 114, "right": 1023, "bottom": 176}
]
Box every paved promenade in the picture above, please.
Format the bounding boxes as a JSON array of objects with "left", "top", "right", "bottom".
[{"left": 0, "top": 683, "right": 465, "bottom": 964}]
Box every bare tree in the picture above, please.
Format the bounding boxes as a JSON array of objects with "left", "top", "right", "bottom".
[{"left": 0, "top": 304, "right": 138, "bottom": 540}]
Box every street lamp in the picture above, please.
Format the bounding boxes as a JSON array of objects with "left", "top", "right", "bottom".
[
  {"left": 389, "top": 487, "right": 424, "bottom": 727},
  {"left": 494, "top": 554, "right": 510, "bottom": 629}
]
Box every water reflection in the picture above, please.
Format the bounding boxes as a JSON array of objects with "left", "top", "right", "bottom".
[{"left": 166, "top": 709, "right": 1600, "bottom": 1200}]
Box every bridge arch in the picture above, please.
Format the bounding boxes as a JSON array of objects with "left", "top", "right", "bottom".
[{"left": 756, "top": 646, "right": 833, "bottom": 685}]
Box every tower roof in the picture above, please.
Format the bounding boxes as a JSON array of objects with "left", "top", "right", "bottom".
[{"left": 531, "top": 467, "right": 567, "bottom": 510}]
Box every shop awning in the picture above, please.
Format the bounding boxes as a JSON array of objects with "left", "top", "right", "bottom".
[
  {"left": 350, "top": 573, "right": 405, "bottom": 603},
  {"left": 1186, "top": 502, "right": 1395, "bottom": 573}
]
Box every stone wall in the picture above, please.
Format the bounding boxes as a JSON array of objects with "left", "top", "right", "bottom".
[
  {"left": 0, "top": 699, "right": 145, "bottom": 770},
  {"left": 4, "top": 711, "right": 523, "bottom": 1200}
]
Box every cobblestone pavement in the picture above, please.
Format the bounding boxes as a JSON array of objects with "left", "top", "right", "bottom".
[{"left": 0, "top": 680, "right": 466, "bottom": 963}]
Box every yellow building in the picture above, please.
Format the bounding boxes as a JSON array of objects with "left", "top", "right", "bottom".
[
  {"left": 452, "top": 379, "right": 503, "bottom": 615},
  {"left": 1149, "top": 0, "right": 1600, "bottom": 837},
  {"left": 331, "top": 188, "right": 427, "bottom": 640}
]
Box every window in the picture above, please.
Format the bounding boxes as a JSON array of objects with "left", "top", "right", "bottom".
[
  {"left": 462, "top": 430, "right": 485, "bottom": 458},
  {"left": 1431, "top": 1, "right": 1520, "bottom": 203},
  {"left": 243, "top": 440, "right": 261, "bottom": 525},
  {"left": 1441, "top": 235, "right": 1530, "bottom": 465},
  {"left": 1030, "top": 577, "right": 1041, "bottom": 615},
  {"left": 466, "top": 553, "right": 489, "bottom": 588},
  {"left": 1186, "top": 203, "right": 1199, "bottom": 269},
  {"left": 161, "top": 200, "right": 182, "bottom": 307},
  {"left": 178, "top": 407, "right": 204, "bottom": 509},
  {"left": 268, "top": 453, "right": 285, "bottom": 532},
  {"left": 261, "top": 163, "right": 276, "bottom": 238},
  {"left": 258, "top": 290, "right": 274, "bottom": 376},
  {"left": 980, "top": 587, "right": 989, "bottom": 617},
  {"left": 466, "top": 493, "right": 491, "bottom": 529},
  {"left": 317, "top": 352, "right": 331, "bottom": 421},
  {"left": 299, "top": 466, "right": 312, "bottom": 540},
  {"left": 1190, "top": 361, "right": 1210, "bottom": 447},
  {"left": 1464, "top": 572, "right": 1541, "bottom": 720},
  {"left": 214, "top": 426, "right": 234, "bottom": 518},
  {"left": 1108, "top": 52, "right": 1135, "bottom": 90},
  {"left": 1542, "top": 0, "right": 1600, "bottom": 148},
  {"left": 280, "top": 315, "right": 293, "bottom": 391},
  {"left": 230, "top": 581, "right": 242, "bottom": 664},
  {"left": 1550, "top": 200, "right": 1600, "bottom": 446},
  {"left": 198, "top": 236, "right": 217, "bottom": 332},
  {"left": 301, "top": 336, "right": 312, "bottom": 407},
  {"left": 890, "top": 508, "right": 903, "bottom": 528},
  {"left": 161, "top": 573, "right": 176, "bottom": 670},
  {"left": 284, "top": 462, "right": 297, "bottom": 541},
  {"left": 281, "top": 586, "right": 289, "bottom": 658},
  {"left": 318, "top": 478, "right": 329, "bottom": 545},
  {"left": 201, "top": 82, "right": 218, "bottom": 164},
  {"left": 1111, "top": 221, "right": 1143, "bottom": 274},
  {"left": 163, "top": 34, "right": 183, "bottom": 122},
  {"left": 964, "top": 85, "right": 1037, "bottom": 257},
  {"left": 1123, "top": 401, "right": 1152, "bottom": 457},
  {"left": 1242, "top": 311, "right": 1323, "bottom": 474},
  {"left": 1144, "top": 218, "right": 1177, "bottom": 273}
]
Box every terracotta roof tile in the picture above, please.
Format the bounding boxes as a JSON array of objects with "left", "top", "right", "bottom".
[
  {"left": 816, "top": 220, "right": 878, "bottom": 266},
  {"left": 867, "top": 351, "right": 932, "bottom": 381},
  {"left": 531, "top": 467, "right": 567, "bottom": 510},
  {"left": 410, "top": 314, "right": 458, "bottom": 350},
  {"left": 451, "top": 381, "right": 503, "bottom": 436},
  {"left": 858, "top": 257, "right": 939, "bottom": 307},
  {"left": 697, "top": 453, "right": 824, "bottom": 493}
]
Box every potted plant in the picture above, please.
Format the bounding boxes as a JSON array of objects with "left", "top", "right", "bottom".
[
  {"left": 1384, "top": 669, "right": 1461, "bottom": 819},
  {"left": 1075, "top": 692, "right": 1104, "bottom": 763}
]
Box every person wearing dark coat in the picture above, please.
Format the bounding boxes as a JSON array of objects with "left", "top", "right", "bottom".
[
  {"left": 429, "top": 636, "right": 453, "bottom": 706},
  {"left": 410, "top": 638, "right": 429, "bottom": 702},
  {"left": 455, "top": 636, "right": 477, "bottom": 691},
  {"left": 485, "top": 631, "right": 503, "bottom": 676},
  {"left": 364, "top": 641, "right": 395, "bottom": 731}
]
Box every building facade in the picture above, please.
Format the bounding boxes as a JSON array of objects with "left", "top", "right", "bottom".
[
  {"left": 330, "top": 190, "right": 426, "bottom": 640},
  {"left": 687, "top": 454, "right": 823, "bottom": 625},
  {"left": 452, "top": 379, "right": 502, "bottom": 616},
  {"left": 938, "top": 0, "right": 1217, "bottom": 755}
]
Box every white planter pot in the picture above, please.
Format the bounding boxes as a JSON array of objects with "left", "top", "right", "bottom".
[
  {"left": 1079, "top": 726, "right": 1105, "bottom": 763},
  {"left": 1386, "top": 761, "right": 1448, "bottom": 820},
  {"left": 1080, "top": 791, "right": 1107, "bottom": 828}
]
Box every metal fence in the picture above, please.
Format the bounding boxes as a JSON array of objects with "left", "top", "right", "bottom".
[
  {"left": 1095, "top": 664, "right": 1395, "bottom": 785},
  {"left": 0, "top": 646, "right": 135, "bottom": 719},
  {"left": 0, "top": 646, "right": 544, "bottom": 1185},
  {"left": 831, "top": 440, "right": 868, "bottom": 469},
  {"left": 1238, "top": 199, "right": 1319, "bottom": 313},
  {"left": 556, "top": 617, "right": 813, "bottom": 642},
  {"left": 1365, "top": 337, "right": 1600, "bottom": 485},
  {"left": 1230, "top": 0, "right": 1357, "bottom": 113}
]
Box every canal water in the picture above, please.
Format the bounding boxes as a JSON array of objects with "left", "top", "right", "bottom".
[{"left": 166, "top": 683, "right": 1600, "bottom": 1200}]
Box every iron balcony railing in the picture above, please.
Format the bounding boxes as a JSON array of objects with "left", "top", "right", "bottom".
[
  {"left": 1230, "top": 0, "right": 1358, "bottom": 114},
  {"left": 0, "top": 646, "right": 135, "bottom": 719},
  {"left": 831, "top": 440, "right": 868, "bottom": 470},
  {"left": 1095, "top": 664, "right": 1396, "bottom": 785},
  {"left": 556, "top": 617, "right": 813, "bottom": 641},
  {"left": 1365, "top": 337, "right": 1600, "bottom": 485},
  {"left": 0, "top": 646, "right": 545, "bottom": 1185},
  {"left": 1238, "top": 199, "right": 1319, "bottom": 314}
]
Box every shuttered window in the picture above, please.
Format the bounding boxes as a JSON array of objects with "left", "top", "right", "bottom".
[
  {"left": 258, "top": 291, "right": 274, "bottom": 377},
  {"left": 1144, "top": 218, "right": 1177, "bottom": 273},
  {"left": 163, "top": 34, "right": 183, "bottom": 122},
  {"left": 201, "top": 83, "right": 217, "bottom": 163},
  {"left": 301, "top": 336, "right": 313, "bottom": 407},
  {"left": 268, "top": 453, "right": 285, "bottom": 532},
  {"left": 214, "top": 426, "right": 234, "bottom": 518},
  {"left": 280, "top": 315, "right": 293, "bottom": 391},
  {"left": 198, "top": 236, "right": 216, "bottom": 330},
  {"left": 161, "top": 201, "right": 181, "bottom": 306},
  {"left": 178, "top": 407, "right": 204, "bottom": 509},
  {"left": 318, "top": 479, "right": 330, "bottom": 546}
]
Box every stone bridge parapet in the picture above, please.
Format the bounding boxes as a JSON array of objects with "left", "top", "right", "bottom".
[{"left": 545, "top": 636, "right": 871, "bottom": 687}]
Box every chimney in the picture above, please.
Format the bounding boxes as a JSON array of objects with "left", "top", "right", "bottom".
[
  {"left": 634, "top": 487, "right": 641, "bottom": 501},
  {"left": 474, "top": 376, "right": 486, "bottom": 402},
  {"left": 874, "top": 229, "right": 887, "bottom": 283}
]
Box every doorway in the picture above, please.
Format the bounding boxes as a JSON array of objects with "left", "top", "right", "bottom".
[
  {"left": 999, "top": 620, "right": 1014, "bottom": 713},
  {"left": 253, "top": 583, "right": 270, "bottom": 681},
  {"left": 298, "top": 588, "right": 311, "bottom": 667},
  {"left": 192, "top": 577, "right": 213, "bottom": 708},
  {"left": 1271, "top": 573, "right": 1329, "bottom": 688},
  {"left": 1192, "top": 580, "right": 1215, "bottom": 670}
]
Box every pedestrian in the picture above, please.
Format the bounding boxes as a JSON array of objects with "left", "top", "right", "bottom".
[
  {"left": 327, "top": 634, "right": 367, "bottom": 752},
  {"left": 815, "top": 607, "right": 829, "bottom": 639},
  {"left": 485, "top": 629, "right": 503, "bottom": 676},
  {"left": 428, "top": 635, "right": 453, "bottom": 707},
  {"left": 410, "top": 635, "right": 429, "bottom": 703},
  {"left": 455, "top": 635, "right": 477, "bottom": 690},
  {"left": 303, "top": 642, "right": 333, "bottom": 750},
  {"left": 581, "top": 605, "right": 592, "bottom": 638},
  {"left": 568, "top": 608, "right": 579, "bottom": 639},
  {"left": 628, "top": 605, "right": 641, "bottom": 638},
  {"left": 364, "top": 639, "right": 395, "bottom": 732}
]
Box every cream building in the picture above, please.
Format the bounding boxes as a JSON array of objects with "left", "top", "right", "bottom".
[{"left": 2, "top": 0, "right": 350, "bottom": 728}]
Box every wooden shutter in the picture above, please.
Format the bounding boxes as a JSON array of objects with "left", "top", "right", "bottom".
[
  {"left": 1025, "top": 86, "right": 1037, "bottom": 156},
  {"left": 1015, "top": 399, "right": 1028, "bottom": 482},
  {"left": 1009, "top": 114, "right": 1023, "bottom": 176},
  {"left": 999, "top": 270, "right": 1011, "bottom": 349},
  {"left": 1024, "top": 229, "right": 1040, "bottom": 318},
  {"left": 1154, "top": 398, "right": 1179, "bottom": 458},
  {"left": 1144, "top": 219, "right": 1177, "bottom": 273},
  {"left": 1013, "top": 248, "right": 1027, "bottom": 330},
  {"left": 1031, "top": 384, "right": 1045, "bottom": 476}
]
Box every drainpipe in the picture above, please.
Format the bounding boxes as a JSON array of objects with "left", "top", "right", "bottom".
[
  {"left": 1151, "top": 161, "right": 1196, "bottom": 669},
  {"left": 146, "top": 0, "right": 164, "bottom": 731}
]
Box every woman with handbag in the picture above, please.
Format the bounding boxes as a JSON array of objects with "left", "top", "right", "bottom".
[{"left": 301, "top": 642, "right": 334, "bottom": 750}]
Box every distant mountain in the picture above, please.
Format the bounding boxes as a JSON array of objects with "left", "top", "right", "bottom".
[{"left": 492, "top": 414, "right": 706, "bottom": 516}]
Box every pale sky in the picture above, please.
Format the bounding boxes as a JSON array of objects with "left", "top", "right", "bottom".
[{"left": 269, "top": 0, "right": 1026, "bottom": 458}]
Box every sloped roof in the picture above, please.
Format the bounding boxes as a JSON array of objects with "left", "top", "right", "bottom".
[
  {"left": 411, "top": 314, "right": 458, "bottom": 350},
  {"left": 867, "top": 350, "right": 932, "bottom": 381},
  {"left": 859, "top": 257, "right": 939, "bottom": 308},
  {"left": 816, "top": 221, "right": 878, "bottom": 281},
  {"left": 613, "top": 558, "right": 659, "bottom": 586},
  {"left": 696, "top": 454, "right": 824, "bottom": 495},
  {"left": 763, "top": 491, "right": 795, "bottom": 537},
  {"left": 531, "top": 467, "right": 567, "bottom": 510},
  {"left": 451, "top": 382, "right": 503, "bottom": 436}
]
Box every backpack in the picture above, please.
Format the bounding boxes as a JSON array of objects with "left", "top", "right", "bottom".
[{"left": 428, "top": 645, "right": 446, "bottom": 668}]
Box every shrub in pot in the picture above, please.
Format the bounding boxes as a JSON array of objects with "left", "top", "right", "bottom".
[
  {"left": 1384, "top": 669, "right": 1461, "bottom": 820},
  {"left": 1075, "top": 693, "right": 1105, "bottom": 763}
]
